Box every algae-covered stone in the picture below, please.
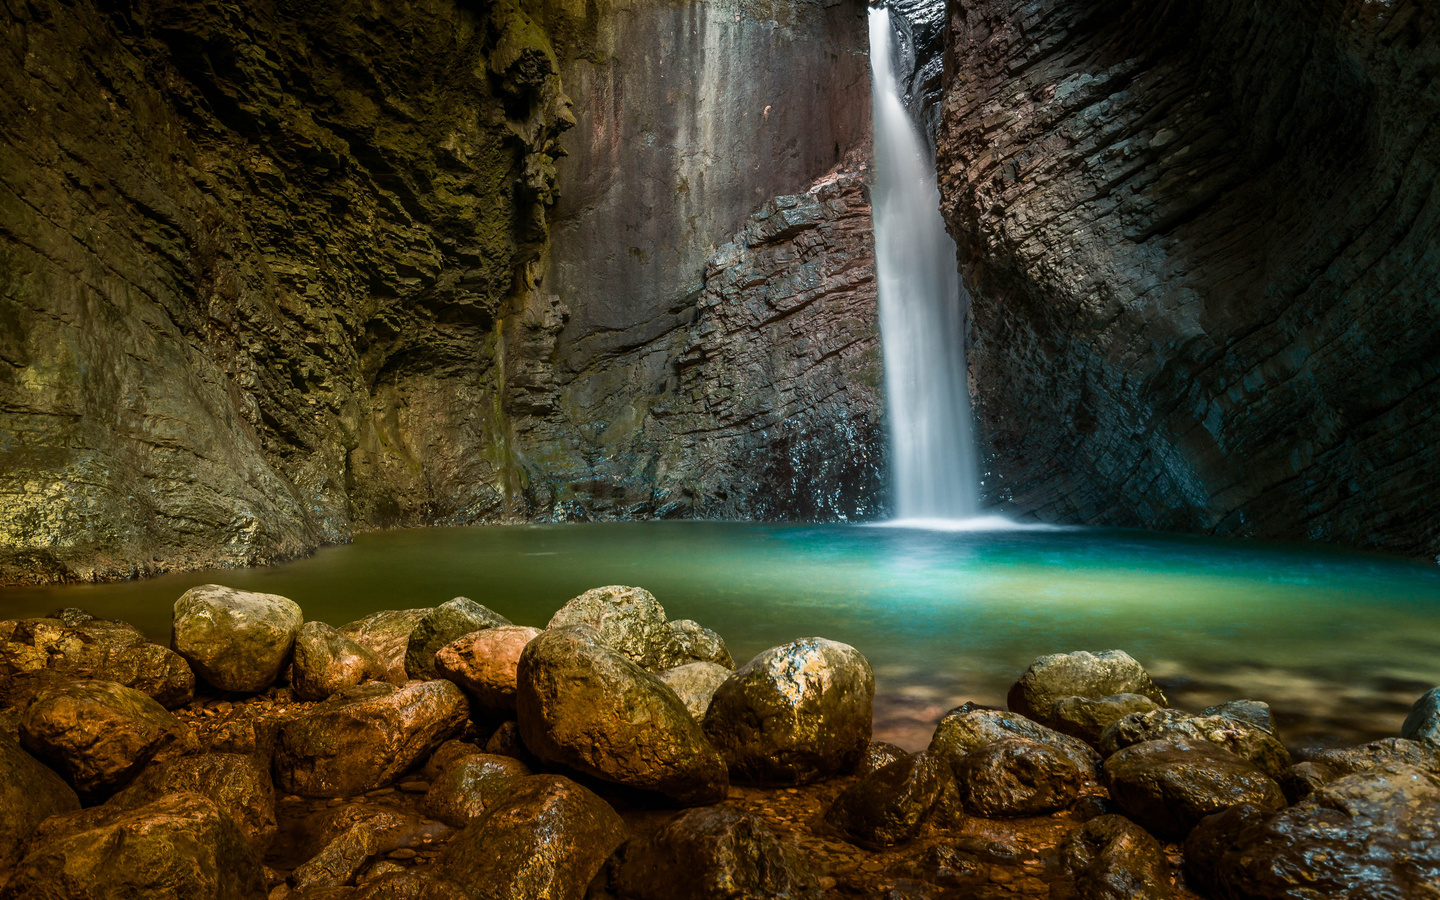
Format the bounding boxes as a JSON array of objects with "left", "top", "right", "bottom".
[
  {"left": 0, "top": 616, "right": 195, "bottom": 709},
  {"left": 657, "top": 661, "right": 732, "bottom": 720},
  {"left": 109, "top": 753, "right": 277, "bottom": 853},
  {"left": 1103, "top": 738, "right": 1285, "bottom": 839},
  {"left": 826, "top": 752, "right": 952, "bottom": 849},
  {"left": 927, "top": 702, "right": 1099, "bottom": 779},
  {"left": 423, "top": 753, "right": 532, "bottom": 827},
  {"left": 516, "top": 625, "right": 728, "bottom": 805},
  {"left": 546, "top": 585, "right": 675, "bottom": 670},
  {"left": 1062, "top": 814, "right": 1172, "bottom": 900},
  {"left": 172, "top": 585, "right": 303, "bottom": 693},
  {"left": 436, "top": 774, "right": 626, "bottom": 900},
  {"left": 0, "top": 732, "right": 80, "bottom": 875},
  {"left": 293, "top": 621, "right": 386, "bottom": 701},
  {"left": 1049, "top": 694, "right": 1161, "bottom": 745},
  {"left": 1099, "top": 708, "right": 1291, "bottom": 778},
  {"left": 404, "top": 598, "right": 510, "bottom": 680},
  {"left": 433, "top": 625, "right": 541, "bottom": 711},
  {"left": 703, "top": 637, "right": 874, "bottom": 785},
  {"left": 339, "top": 609, "right": 432, "bottom": 685},
  {"left": 275, "top": 681, "right": 469, "bottom": 798},
  {"left": 1007, "top": 650, "right": 1166, "bottom": 725}
]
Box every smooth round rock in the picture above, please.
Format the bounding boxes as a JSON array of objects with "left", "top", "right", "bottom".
[
  {"left": 960, "top": 738, "right": 1083, "bottom": 817},
  {"left": 1049, "top": 694, "right": 1161, "bottom": 745},
  {"left": 275, "top": 681, "right": 469, "bottom": 798},
  {"left": 108, "top": 753, "right": 277, "bottom": 854},
  {"left": 546, "top": 585, "right": 675, "bottom": 670},
  {"left": 339, "top": 609, "right": 432, "bottom": 685},
  {"left": 1099, "top": 708, "right": 1291, "bottom": 778},
  {"left": 703, "top": 637, "right": 874, "bottom": 785},
  {"left": 826, "top": 752, "right": 953, "bottom": 849},
  {"left": 927, "top": 702, "right": 1100, "bottom": 779},
  {"left": 172, "top": 584, "right": 303, "bottom": 693},
  {"left": 0, "top": 732, "right": 80, "bottom": 874},
  {"left": 1062, "top": 814, "right": 1172, "bottom": 900},
  {"left": 617, "top": 806, "right": 821, "bottom": 900},
  {"left": 0, "top": 616, "right": 195, "bottom": 709},
  {"left": 662, "top": 619, "right": 735, "bottom": 669},
  {"left": 20, "top": 680, "right": 191, "bottom": 800},
  {"left": 423, "top": 753, "right": 532, "bottom": 827},
  {"left": 405, "top": 598, "right": 510, "bottom": 681},
  {"left": 434, "top": 625, "right": 541, "bottom": 711},
  {"left": 293, "top": 621, "right": 386, "bottom": 701},
  {"left": 657, "top": 661, "right": 732, "bottom": 720},
  {"left": 1103, "top": 738, "right": 1286, "bottom": 838},
  {"left": 516, "top": 625, "right": 728, "bottom": 805},
  {"left": 435, "top": 774, "right": 627, "bottom": 900},
  {"left": 1008, "top": 650, "right": 1167, "bottom": 725},
  {"left": 1402, "top": 687, "right": 1440, "bottom": 745}
]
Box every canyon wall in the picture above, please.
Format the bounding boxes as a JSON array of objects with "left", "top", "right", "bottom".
[
  {"left": 0, "top": 0, "right": 878, "bottom": 584},
  {"left": 939, "top": 0, "right": 1440, "bottom": 557}
]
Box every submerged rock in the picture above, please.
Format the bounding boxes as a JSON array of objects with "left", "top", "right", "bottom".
[
  {"left": 1099, "top": 708, "right": 1291, "bottom": 778},
  {"left": 339, "top": 609, "right": 432, "bottom": 686},
  {"left": 433, "top": 625, "right": 541, "bottom": 711},
  {"left": 1049, "top": 694, "right": 1161, "bottom": 745},
  {"left": 1103, "top": 738, "right": 1285, "bottom": 838},
  {"left": 826, "top": 752, "right": 953, "bottom": 848},
  {"left": 0, "top": 732, "right": 80, "bottom": 875},
  {"left": 546, "top": 585, "right": 675, "bottom": 670},
  {"left": 293, "top": 622, "right": 385, "bottom": 701},
  {"left": 959, "top": 737, "right": 1084, "bottom": 818},
  {"left": 404, "top": 598, "right": 510, "bottom": 681},
  {"left": 703, "top": 637, "right": 873, "bottom": 785},
  {"left": 657, "top": 661, "right": 732, "bottom": 720},
  {"left": 275, "top": 681, "right": 468, "bottom": 797},
  {"left": 436, "top": 774, "right": 626, "bottom": 900},
  {"left": 1, "top": 792, "right": 266, "bottom": 900},
  {"left": 1402, "top": 687, "right": 1440, "bottom": 745},
  {"left": 616, "top": 806, "right": 821, "bottom": 900},
  {"left": 1007, "top": 651, "right": 1167, "bottom": 726},
  {"left": 423, "top": 753, "right": 532, "bottom": 828},
  {"left": 927, "top": 702, "right": 1100, "bottom": 780},
  {"left": 1061, "top": 814, "right": 1172, "bottom": 900},
  {"left": 172, "top": 585, "right": 304, "bottom": 693},
  {"left": 0, "top": 615, "right": 195, "bottom": 709},
  {"left": 516, "top": 625, "right": 727, "bottom": 805},
  {"left": 108, "top": 753, "right": 277, "bottom": 854}
]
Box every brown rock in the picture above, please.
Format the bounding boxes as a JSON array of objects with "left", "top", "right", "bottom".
[
  {"left": 1048, "top": 694, "right": 1161, "bottom": 745},
  {"left": 404, "top": 599, "right": 510, "bottom": 681},
  {"left": 1007, "top": 651, "right": 1166, "bottom": 726},
  {"left": 433, "top": 625, "right": 540, "bottom": 711},
  {"left": 109, "top": 752, "right": 278, "bottom": 854},
  {"left": 826, "top": 752, "right": 953, "bottom": 849},
  {"left": 656, "top": 661, "right": 732, "bottom": 720},
  {"left": 0, "top": 731, "right": 80, "bottom": 875},
  {"left": 172, "top": 585, "right": 304, "bottom": 694},
  {"left": 1103, "top": 738, "right": 1285, "bottom": 839},
  {"left": 423, "top": 753, "right": 531, "bottom": 827},
  {"left": 927, "top": 702, "right": 1100, "bottom": 780},
  {"left": 1061, "top": 814, "right": 1173, "bottom": 900},
  {"left": 959, "top": 738, "right": 1083, "bottom": 818},
  {"left": 1279, "top": 737, "right": 1440, "bottom": 802},
  {"left": 545, "top": 585, "right": 676, "bottom": 670},
  {"left": 339, "top": 610, "right": 432, "bottom": 686},
  {"left": 0, "top": 616, "right": 194, "bottom": 709},
  {"left": 292, "top": 622, "right": 385, "bottom": 702},
  {"left": 857, "top": 740, "right": 911, "bottom": 777},
  {"left": 1099, "top": 708, "right": 1292, "bottom": 779}
]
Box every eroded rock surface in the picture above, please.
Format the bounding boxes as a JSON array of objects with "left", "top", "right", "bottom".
[
  {"left": 0, "top": 616, "right": 194, "bottom": 709},
  {"left": 959, "top": 738, "right": 1084, "bottom": 818},
  {"left": 1103, "top": 738, "right": 1285, "bottom": 839},
  {"left": 1008, "top": 651, "right": 1166, "bottom": 726},
  {"left": 1099, "top": 708, "right": 1292, "bottom": 779}
]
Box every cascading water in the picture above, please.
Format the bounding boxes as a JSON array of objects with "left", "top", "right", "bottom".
[{"left": 868, "top": 5, "right": 981, "bottom": 523}]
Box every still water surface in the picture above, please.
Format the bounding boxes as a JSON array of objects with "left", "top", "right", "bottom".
[{"left": 4, "top": 522, "right": 1439, "bottom": 751}]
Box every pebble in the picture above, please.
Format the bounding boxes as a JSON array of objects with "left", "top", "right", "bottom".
[
  {"left": 388, "top": 849, "right": 417, "bottom": 860},
  {"left": 398, "top": 780, "right": 430, "bottom": 794}
]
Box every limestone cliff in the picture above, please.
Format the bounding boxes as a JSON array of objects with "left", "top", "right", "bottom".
[{"left": 938, "top": 0, "right": 1440, "bottom": 557}]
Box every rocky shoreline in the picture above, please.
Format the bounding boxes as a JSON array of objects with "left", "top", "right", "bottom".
[{"left": 1, "top": 586, "right": 1438, "bottom": 899}]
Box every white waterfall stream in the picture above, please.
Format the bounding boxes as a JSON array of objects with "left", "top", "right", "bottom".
[{"left": 868, "top": 5, "right": 982, "bottom": 523}]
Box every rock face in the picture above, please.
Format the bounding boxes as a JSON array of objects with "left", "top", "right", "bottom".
[
  {"left": 1103, "top": 738, "right": 1286, "bottom": 839},
  {"left": 1007, "top": 650, "right": 1167, "bottom": 726},
  {"left": 0, "top": 615, "right": 194, "bottom": 709},
  {"left": 292, "top": 621, "right": 385, "bottom": 701},
  {"left": 0, "top": 732, "right": 80, "bottom": 875},
  {"left": 172, "top": 585, "right": 303, "bottom": 693},
  {"left": 274, "top": 681, "right": 469, "bottom": 798},
  {"left": 515, "top": 625, "right": 728, "bottom": 805},
  {"left": 937, "top": 0, "right": 1440, "bottom": 557},
  {"left": 704, "top": 638, "right": 874, "bottom": 785}
]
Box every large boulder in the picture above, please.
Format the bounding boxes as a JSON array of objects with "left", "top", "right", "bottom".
[
  {"left": 0, "top": 616, "right": 194, "bottom": 709},
  {"left": 1048, "top": 694, "right": 1161, "bottom": 745},
  {"left": 435, "top": 774, "right": 626, "bottom": 900},
  {"left": 1402, "top": 687, "right": 1440, "bottom": 745},
  {"left": 1061, "top": 814, "right": 1173, "bottom": 900},
  {"left": 0, "top": 732, "right": 80, "bottom": 876},
  {"left": 293, "top": 622, "right": 386, "bottom": 701},
  {"left": 433, "top": 625, "right": 541, "bottom": 711},
  {"left": 546, "top": 585, "right": 676, "bottom": 670},
  {"left": 1186, "top": 764, "right": 1440, "bottom": 900},
  {"left": 290, "top": 823, "right": 379, "bottom": 892},
  {"left": 825, "top": 752, "right": 953, "bottom": 849},
  {"left": 172, "top": 585, "right": 303, "bottom": 693},
  {"left": 275, "top": 681, "right": 469, "bottom": 797},
  {"left": 661, "top": 619, "right": 736, "bottom": 669},
  {"left": 959, "top": 737, "right": 1084, "bottom": 817},
  {"left": 616, "top": 806, "right": 821, "bottom": 900},
  {"left": 404, "top": 598, "right": 510, "bottom": 680},
  {"left": 658, "top": 661, "right": 732, "bottom": 720},
  {"left": 1007, "top": 651, "right": 1167, "bottom": 726},
  {"left": 703, "top": 638, "right": 874, "bottom": 785},
  {"left": 108, "top": 753, "right": 277, "bottom": 854},
  {"left": 339, "top": 609, "right": 432, "bottom": 685},
  {"left": 20, "top": 680, "right": 193, "bottom": 800},
  {"left": 423, "top": 753, "right": 532, "bottom": 828},
  {"left": 1280, "top": 737, "right": 1440, "bottom": 801},
  {"left": 1099, "top": 708, "right": 1291, "bottom": 779},
  {"left": 927, "top": 702, "right": 1100, "bottom": 779},
  {"left": 0, "top": 792, "right": 266, "bottom": 900},
  {"left": 516, "top": 625, "right": 728, "bottom": 805},
  {"left": 1103, "top": 738, "right": 1286, "bottom": 839}
]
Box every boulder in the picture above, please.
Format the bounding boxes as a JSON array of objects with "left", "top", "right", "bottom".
[
  {"left": 20, "top": 680, "right": 193, "bottom": 799},
  {"left": 172, "top": 585, "right": 303, "bottom": 693},
  {"left": 292, "top": 622, "right": 385, "bottom": 701},
  {"left": 616, "top": 806, "right": 821, "bottom": 900},
  {"left": 1049, "top": 694, "right": 1161, "bottom": 745},
  {"left": 1099, "top": 708, "right": 1291, "bottom": 778},
  {"left": 1279, "top": 737, "right": 1440, "bottom": 802},
  {"left": 0, "top": 616, "right": 195, "bottom": 709},
  {"left": 291, "top": 824, "right": 379, "bottom": 892},
  {"left": 108, "top": 753, "right": 277, "bottom": 853},
  {"left": 423, "top": 753, "right": 531, "bottom": 827},
  {"left": 344, "top": 873, "right": 469, "bottom": 899},
  {"left": 959, "top": 738, "right": 1083, "bottom": 817},
  {"left": 1402, "top": 687, "right": 1440, "bottom": 745},
  {"left": 0, "top": 732, "right": 80, "bottom": 875},
  {"left": 1007, "top": 651, "right": 1167, "bottom": 725},
  {"left": 1061, "top": 814, "right": 1173, "bottom": 900},
  {"left": 275, "top": 681, "right": 469, "bottom": 797},
  {"left": 661, "top": 619, "right": 735, "bottom": 669},
  {"left": 433, "top": 625, "right": 541, "bottom": 711},
  {"left": 857, "top": 741, "right": 911, "bottom": 777},
  {"left": 1187, "top": 764, "right": 1440, "bottom": 899},
  {"left": 339, "top": 609, "right": 431, "bottom": 685},
  {"left": 404, "top": 598, "right": 510, "bottom": 680},
  {"left": 546, "top": 585, "right": 675, "bottom": 670},
  {"left": 0, "top": 791, "right": 266, "bottom": 900},
  {"left": 703, "top": 638, "right": 873, "bottom": 785},
  {"left": 927, "top": 702, "right": 1100, "bottom": 780},
  {"left": 657, "top": 661, "right": 732, "bottom": 720},
  {"left": 1103, "top": 738, "right": 1286, "bottom": 838},
  {"left": 418, "top": 738, "right": 486, "bottom": 781},
  {"left": 516, "top": 625, "right": 727, "bottom": 805},
  {"left": 826, "top": 752, "right": 953, "bottom": 848},
  {"left": 1201, "top": 699, "right": 1274, "bottom": 733},
  {"left": 435, "top": 774, "right": 626, "bottom": 900}
]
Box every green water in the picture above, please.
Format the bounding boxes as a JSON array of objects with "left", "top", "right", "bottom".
[{"left": 4, "top": 522, "right": 1439, "bottom": 751}]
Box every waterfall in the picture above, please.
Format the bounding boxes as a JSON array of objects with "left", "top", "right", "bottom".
[{"left": 869, "top": 5, "right": 980, "bottom": 522}]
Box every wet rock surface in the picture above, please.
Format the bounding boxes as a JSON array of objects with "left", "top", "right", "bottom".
[
  {"left": 704, "top": 638, "right": 874, "bottom": 785},
  {"left": 1402, "top": 687, "right": 1440, "bottom": 745},
  {"left": 0, "top": 615, "right": 195, "bottom": 709},
  {"left": 1099, "top": 708, "right": 1292, "bottom": 779},
  {"left": 1049, "top": 694, "right": 1162, "bottom": 746},
  {"left": 293, "top": 622, "right": 385, "bottom": 702},
  {"left": 422, "top": 753, "right": 532, "bottom": 828},
  {"left": 433, "top": 625, "right": 541, "bottom": 712},
  {"left": 1061, "top": 814, "right": 1172, "bottom": 900},
  {"left": 1104, "top": 738, "right": 1286, "bottom": 838},
  {"left": 1280, "top": 736, "right": 1440, "bottom": 801},
  {"left": 403, "top": 598, "right": 510, "bottom": 681},
  {"left": 546, "top": 586, "right": 676, "bottom": 671},
  {"left": 658, "top": 661, "right": 733, "bottom": 721},
  {"left": 959, "top": 739, "right": 1084, "bottom": 818},
  {"left": 825, "top": 752, "right": 953, "bottom": 849},
  {"left": 109, "top": 752, "right": 278, "bottom": 853},
  {"left": 339, "top": 611, "right": 432, "bottom": 687},
  {"left": 663, "top": 620, "right": 736, "bottom": 670},
  {"left": 0, "top": 731, "right": 80, "bottom": 875},
  {"left": 1008, "top": 651, "right": 1167, "bottom": 727},
  {"left": 173, "top": 586, "right": 304, "bottom": 694},
  {"left": 928, "top": 703, "right": 1100, "bottom": 780}
]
